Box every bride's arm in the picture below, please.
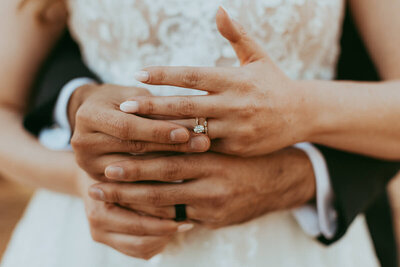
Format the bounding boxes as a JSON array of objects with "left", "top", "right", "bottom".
[
  {"left": 0, "top": 0, "right": 80, "bottom": 195},
  {"left": 296, "top": 0, "right": 400, "bottom": 161}
]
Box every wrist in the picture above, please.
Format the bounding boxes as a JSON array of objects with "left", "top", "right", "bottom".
[
  {"left": 68, "top": 83, "right": 97, "bottom": 131},
  {"left": 274, "top": 148, "right": 316, "bottom": 207},
  {"left": 293, "top": 80, "right": 327, "bottom": 143}
]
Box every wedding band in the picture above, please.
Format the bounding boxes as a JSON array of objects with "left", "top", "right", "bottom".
[
  {"left": 175, "top": 204, "right": 187, "bottom": 222},
  {"left": 193, "top": 118, "right": 208, "bottom": 135}
]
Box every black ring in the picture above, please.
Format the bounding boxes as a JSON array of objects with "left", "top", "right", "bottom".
[{"left": 175, "top": 204, "right": 187, "bottom": 222}]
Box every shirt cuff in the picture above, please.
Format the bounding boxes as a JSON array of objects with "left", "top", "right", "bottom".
[
  {"left": 292, "top": 142, "right": 338, "bottom": 240},
  {"left": 54, "top": 77, "right": 96, "bottom": 131},
  {"left": 39, "top": 78, "right": 96, "bottom": 150}
]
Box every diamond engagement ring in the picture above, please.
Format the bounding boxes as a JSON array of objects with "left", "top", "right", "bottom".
[{"left": 193, "top": 118, "right": 208, "bottom": 135}]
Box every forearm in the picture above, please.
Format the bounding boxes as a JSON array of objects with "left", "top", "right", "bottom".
[
  {"left": 0, "top": 107, "right": 79, "bottom": 196},
  {"left": 300, "top": 79, "right": 400, "bottom": 160}
]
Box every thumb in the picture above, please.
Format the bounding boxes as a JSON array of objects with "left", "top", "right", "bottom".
[{"left": 216, "top": 6, "right": 268, "bottom": 65}]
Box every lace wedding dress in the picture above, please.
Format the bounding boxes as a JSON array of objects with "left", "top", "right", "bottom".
[{"left": 1, "top": 0, "right": 380, "bottom": 266}]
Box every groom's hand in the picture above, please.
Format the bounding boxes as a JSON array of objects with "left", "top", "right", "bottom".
[
  {"left": 88, "top": 148, "right": 316, "bottom": 228},
  {"left": 69, "top": 83, "right": 210, "bottom": 181},
  {"left": 76, "top": 170, "right": 193, "bottom": 259}
]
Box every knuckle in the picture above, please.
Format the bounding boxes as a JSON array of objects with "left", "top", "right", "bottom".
[
  {"left": 151, "top": 68, "right": 167, "bottom": 83},
  {"left": 89, "top": 229, "right": 102, "bottom": 243},
  {"left": 163, "top": 160, "right": 180, "bottom": 181},
  {"left": 212, "top": 210, "right": 227, "bottom": 223},
  {"left": 225, "top": 142, "right": 245, "bottom": 155},
  {"left": 239, "top": 99, "right": 260, "bottom": 117},
  {"left": 114, "top": 119, "right": 132, "bottom": 140},
  {"left": 75, "top": 105, "right": 91, "bottom": 125},
  {"left": 103, "top": 189, "right": 122, "bottom": 203},
  {"left": 210, "top": 192, "right": 229, "bottom": 208},
  {"left": 124, "top": 163, "right": 141, "bottom": 180},
  {"left": 141, "top": 99, "right": 155, "bottom": 114},
  {"left": 127, "top": 224, "right": 144, "bottom": 236},
  {"left": 70, "top": 133, "right": 87, "bottom": 151},
  {"left": 147, "top": 188, "right": 162, "bottom": 206},
  {"left": 236, "top": 125, "right": 253, "bottom": 141},
  {"left": 130, "top": 240, "right": 149, "bottom": 256},
  {"left": 182, "top": 70, "right": 202, "bottom": 88},
  {"left": 128, "top": 141, "right": 146, "bottom": 153},
  {"left": 176, "top": 98, "right": 195, "bottom": 116},
  {"left": 151, "top": 127, "right": 169, "bottom": 143}
]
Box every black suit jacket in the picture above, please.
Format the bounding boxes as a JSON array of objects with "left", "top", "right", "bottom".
[{"left": 23, "top": 7, "right": 400, "bottom": 267}]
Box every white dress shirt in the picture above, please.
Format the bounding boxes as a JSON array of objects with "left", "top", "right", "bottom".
[{"left": 39, "top": 78, "right": 338, "bottom": 240}]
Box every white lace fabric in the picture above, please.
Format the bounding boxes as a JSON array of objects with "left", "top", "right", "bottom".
[
  {"left": 1, "top": 1, "right": 381, "bottom": 267},
  {"left": 68, "top": 0, "right": 344, "bottom": 95}
]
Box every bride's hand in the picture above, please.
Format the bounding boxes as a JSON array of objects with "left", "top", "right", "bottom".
[
  {"left": 75, "top": 170, "right": 194, "bottom": 259},
  {"left": 120, "top": 7, "right": 311, "bottom": 157},
  {"left": 69, "top": 83, "right": 210, "bottom": 181}
]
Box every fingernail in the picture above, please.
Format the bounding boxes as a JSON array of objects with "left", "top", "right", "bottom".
[
  {"left": 190, "top": 136, "right": 209, "bottom": 151},
  {"left": 134, "top": 71, "right": 149, "bottom": 83},
  {"left": 177, "top": 223, "right": 194, "bottom": 233},
  {"left": 120, "top": 101, "right": 139, "bottom": 113},
  {"left": 89, "top": 187, "right": 105, "bottom": 200},
  {"left": 219, "top": 5, "right": 230, "bottom": 17},
  {"left": 105, "top": 166, "right": 124, "bottom": 179},
  {"left": 170, "top": 128, "right": 189, "bottom": 142}
]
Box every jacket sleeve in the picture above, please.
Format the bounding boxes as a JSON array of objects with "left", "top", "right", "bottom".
[{"left": 24, "top": 30, "right": 99, "bottom": 136}]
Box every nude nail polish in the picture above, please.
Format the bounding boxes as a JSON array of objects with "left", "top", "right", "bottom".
[
  {"left": 105, "top": 166, "right": 124, "bottom": 179},
  {"left": 177, "top": 224, "right": 194, "bottom": 233},
  {"left": 170, "top": 128, "right": 190, "bottom": 142},
  {"left": 134, "top": 71, "right": 150, "bottom": 82},
  {"left": 120, "top": 101, "right": 139, "bottom": 113},
  {"left": 89, "top": 187, "right": 105, "bottom": 200}
]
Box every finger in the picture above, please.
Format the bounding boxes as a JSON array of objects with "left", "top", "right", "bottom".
[
  {"left": 134, "top": 66, "right": 238, "bottom": 92},
  {"left": 104, "top": 154, "right": 208, "bottom": 182},
  {"left": 76, "top": 152, "right": 180, "bottom": 182},
  {"left": 89, "top": 182, "right": 196, "bottom": 206},
  {"left": 98, "top": 232, "right": 171, "bottom": 260},
  {"left": 94, "top": 203, "right": 189, "bottom": 236},
  {"left": 121, "top": 203, "right": 177, "bottom": 220},
  {"left": 90, "top": 132, "right": 210, "bottom": 155},
  {"left": 75, "top": 153, "right": 131, "bottom": 182},
  {"left": 122, "top": 203, "right": 205, "bottom": 225},
  {"left": 120, "top": 95, "right": 224, "bottom": 119},
  {"left": 80, "top": 106, "right": 190, "bottom": 144},
  {"left": 216, "top": 6, "right": 268, "bottom": 65},
  {"left": 168, "top": 118, "right": 224, "bottom": 140}
]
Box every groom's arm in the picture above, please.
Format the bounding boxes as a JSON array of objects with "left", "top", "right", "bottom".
[
  {"left": 23, "top": 30, "right": 99, "bottom": 136},
  {"left": 23, "top": 29, "right": 400, "bottom": 246}
]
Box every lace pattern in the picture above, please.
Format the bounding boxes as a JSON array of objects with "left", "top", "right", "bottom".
[{"left": 67, "top": 0, "right": 345, "bottom": 96}]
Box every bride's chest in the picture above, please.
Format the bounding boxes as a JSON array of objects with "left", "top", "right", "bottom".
[{"left": 68, "top": 0, "right": 344, "bottom": 41}]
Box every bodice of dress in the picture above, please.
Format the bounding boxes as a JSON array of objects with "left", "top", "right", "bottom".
[{"left": 67, "top": 0, "right": 344, "bottom": 96}]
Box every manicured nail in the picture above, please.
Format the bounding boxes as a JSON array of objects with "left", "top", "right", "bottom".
[
  {"left": 120, "top": 101, "right": 139, "bottom": 113},
  {"left": 134, "top": 71, "right": 150, "bottom": 82},
  {"left": 89, "top": 187, "right": 105, "bottom": 200},
  {"left": 177, "top": 224, "right": 194, "bottom": 233},
  {"left": 219, "top": 5, "right": 230, "bottom": 17},
  {"left": 190, "top": 136, "right": 209, "bottom": 151},
  {"left": 170, "top": 128, "right": 189, "bottom": 142},
  {"left": 105, "top": 166, "right": 124, "bottom": 179}
]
